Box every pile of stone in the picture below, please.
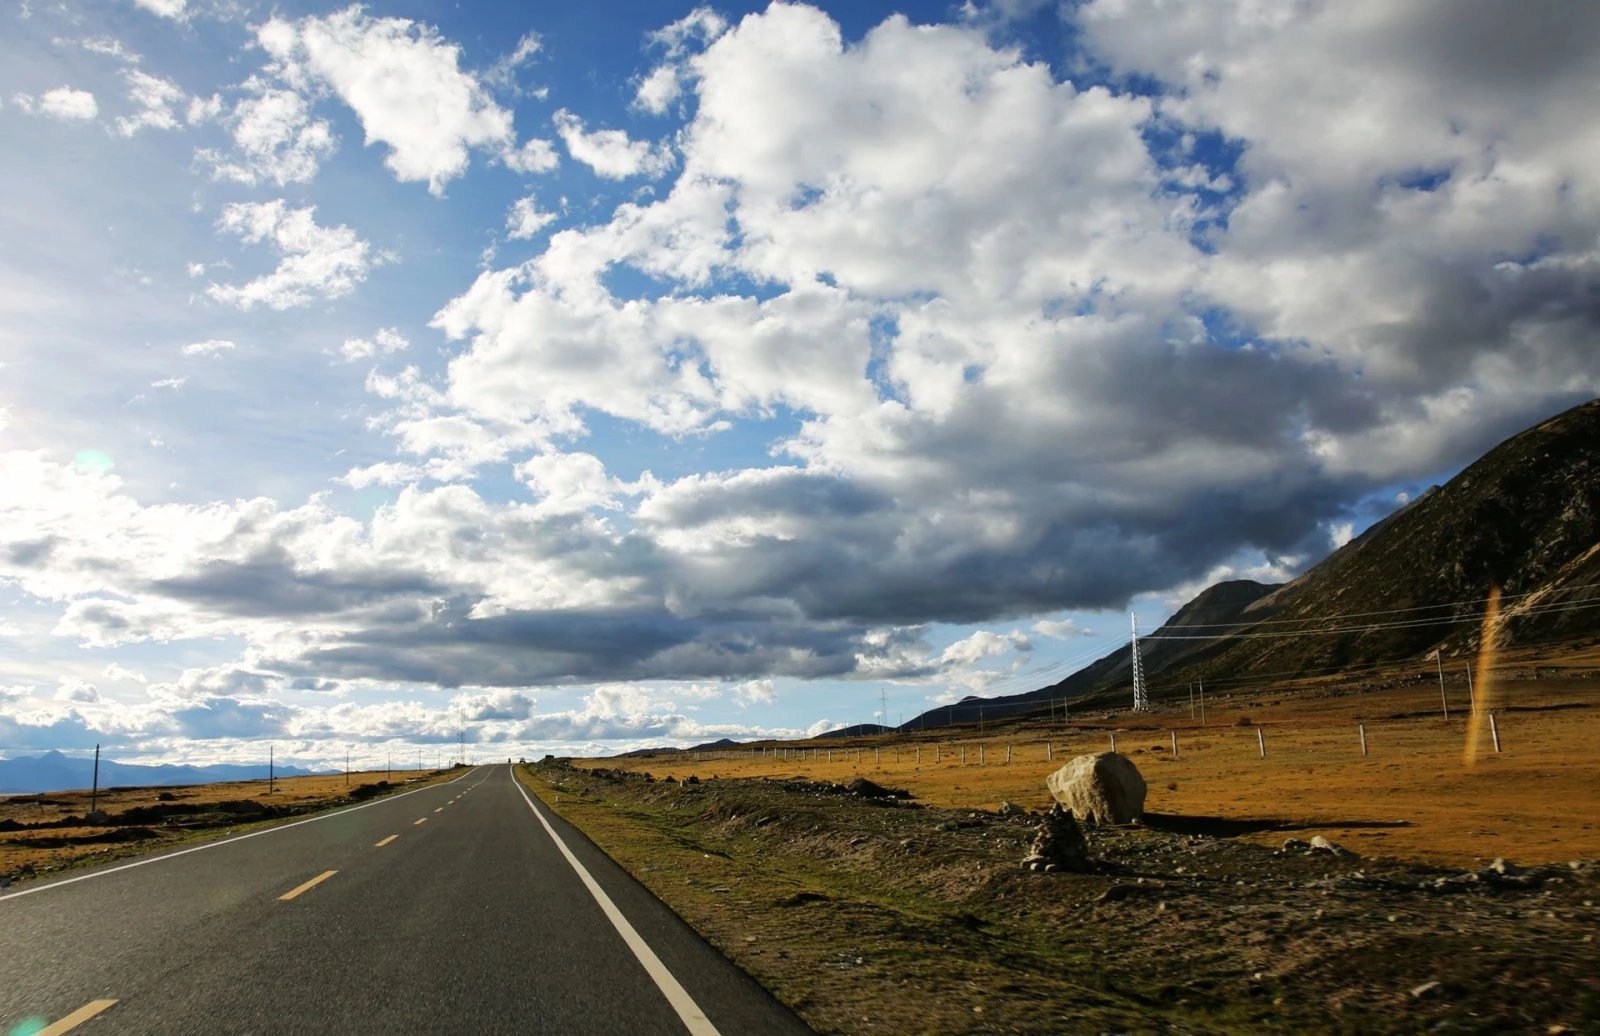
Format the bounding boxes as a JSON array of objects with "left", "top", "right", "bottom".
[{"left": 1020, "top": 805, "right": 1094, "bottom": 873}]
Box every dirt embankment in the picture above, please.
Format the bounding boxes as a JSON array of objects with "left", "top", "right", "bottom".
[{"left": 523, "top": 761, "right": 1600, "bottom": 1035}]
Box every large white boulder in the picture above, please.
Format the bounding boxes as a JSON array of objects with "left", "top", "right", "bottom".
[{"left": 1045, "top": 751, "right": 1146, "bottom": 824}]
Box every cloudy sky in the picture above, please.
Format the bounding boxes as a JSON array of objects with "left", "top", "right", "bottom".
[{"left": 2, "top": 0, "right": 1597, "bottom": 768}]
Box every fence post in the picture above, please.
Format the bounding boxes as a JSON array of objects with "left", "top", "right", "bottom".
[
  {"left": 979, "top": 744, "right": 985, "bottom": 765},
  {"left": 1006, "top": 744, "right": 1012, "bottom": 764},
  {"left": 1489, "top": 712, "right": 1501, "bottom": 753},
  {"left": 1257, "top": 727, "right": 1266, "bottom": 759},
  {"left": 1359, "top": 724, "right": 1367, "bottom": 756},
  {"left": 961, "top": 746, "right": 966, "bottom": 764},
  {"left": 1110, "top": 732, "right": 1117, "bottom": 753},
  {"left": 1047, "top": 741, "right": 1053, "bottom": 762},
  {"left": 1170, "top": 730, "right": 1178, "bottom": 759}
]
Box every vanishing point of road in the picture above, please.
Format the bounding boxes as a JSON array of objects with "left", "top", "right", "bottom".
[{"left": 0, "top": 765, "right": 811, "bottom": 1034}]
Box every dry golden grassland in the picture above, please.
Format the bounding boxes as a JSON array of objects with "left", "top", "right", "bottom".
[
  {"left": 1, "top": 767, "right": 461, "bottom": 881},
  {"left": 523, "top": 653, "right": 1600, "bottom": 1032},
  {"left": 589, "top": 664, "right": 1600, "bottom": 869}
]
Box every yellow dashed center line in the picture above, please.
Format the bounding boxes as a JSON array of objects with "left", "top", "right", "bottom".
[
  {"left": 375, "top": 835, "right": 398, "bottom": 848},
  {"left": 278, "top": 870, "right": 338, "bottom": 901},
  {"left": 434, "top": 807, "right": 444, "bottom": 813},
  {"left": 414, "top": 818, "right": 427, "bottom": 826},
  {"left": 37, "top": 999, "right": 117, "bottom": 1035}
]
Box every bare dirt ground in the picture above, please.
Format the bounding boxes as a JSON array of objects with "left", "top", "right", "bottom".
[{"left": 0, "top": 767, "right": 461, "bottom": 883}]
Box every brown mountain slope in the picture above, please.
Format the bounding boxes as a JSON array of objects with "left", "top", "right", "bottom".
[
  {"left": 1155, "top": 396, "right": 1600, "bottom": 690},
  {"left": 906, "top": 396, "right": 1600, "bottom": 722}
]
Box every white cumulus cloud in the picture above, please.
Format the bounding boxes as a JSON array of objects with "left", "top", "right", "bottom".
[
  {"left": 182, "top": 338, "right": 236, "bottom": 356},
  {"left": 199, "top": 86, "right": 337, "bottom": 186},
  {"left": 114, "top": 69, "right": 183, "bottom": 136},
  {"left": 258, "top": 6, "right": 514, "bottom": 195},
  {"left": 207, "top": 201, "right": 374, "bottom": 311},
  {"left": 340, "top": 327, "right": 408, "bottom": 362},
  {"left": 505, "top": 197, "right": 557, "bottom": 240},
  {"left": 552, "top": 109, "right": 673, "bottom": 180},
  {"left": 13, "top": 87, "right": 98, "bottom": 121},
  {"left": 128, "top": 0, "right": 186, "bottom": 19}
]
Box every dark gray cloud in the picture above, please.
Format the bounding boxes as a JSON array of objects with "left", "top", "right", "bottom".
[{"left": 148, "top": 546, "right": 446, "bottom": 618}]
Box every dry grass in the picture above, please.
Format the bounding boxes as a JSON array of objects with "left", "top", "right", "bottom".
[
  {"left": 584, "top": 662, "right": 1600, "bottom": 869},
  {"left": 1, "top": 767, "right": 459, "bottom": 880}
]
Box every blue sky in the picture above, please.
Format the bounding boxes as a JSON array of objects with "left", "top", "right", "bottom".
[{"left": 2, "top": 0, "right": 1598, "bottom": 768}]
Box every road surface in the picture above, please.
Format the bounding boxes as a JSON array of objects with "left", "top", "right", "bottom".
[{"left": 0, "top": 764, "right": 811, "bottom": 1034}]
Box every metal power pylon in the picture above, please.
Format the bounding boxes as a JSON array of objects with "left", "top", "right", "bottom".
[{"left": 1130, "top": 612, "right": 1149, "bottom": 712}]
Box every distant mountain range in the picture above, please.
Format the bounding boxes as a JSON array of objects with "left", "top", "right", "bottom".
[
  {"left": 904, "top": 396, "right": 1600, "bottom": 728},
  {"left": 816, "top": 723, "right": 891, "bottom": 739},
  {"left": 0, "top": 750, "right": 323, "bottom": 795}
]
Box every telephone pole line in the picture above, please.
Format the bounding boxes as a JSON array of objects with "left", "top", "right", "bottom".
[{"left": 1130, "top": 612, "right": 1149, "bottom": 711}]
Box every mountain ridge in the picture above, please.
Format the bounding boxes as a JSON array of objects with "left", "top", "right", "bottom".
[{"left": 903, "top": 395, "right": 1600, "bottom": 725}]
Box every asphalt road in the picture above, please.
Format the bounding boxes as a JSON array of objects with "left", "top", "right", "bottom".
[{"left": 0, "top": 764, "right": 811, "bottom": 1035}]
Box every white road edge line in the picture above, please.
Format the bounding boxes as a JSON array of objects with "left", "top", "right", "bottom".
[
  {"left": 510, "top": 765, "right": 720, "bottom": 1036},
  {"left": 0, "top": 767, "right": 480, "bottom": 903}
]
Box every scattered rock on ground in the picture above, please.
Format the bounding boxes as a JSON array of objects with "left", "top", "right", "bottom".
[
  {"left": 845, "top": 777, "right": 910, "bottom": 800},
  {"left": 1045, "top": 752, "right": 1147, "bottom": 824},
  {"left": 998, "top": 801, "right": 1025, "bottom": 817}
]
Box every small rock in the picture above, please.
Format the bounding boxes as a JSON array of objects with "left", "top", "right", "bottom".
[
  {"left": 1488, "top": 857, "right": 1521, "bottom": 876},
  {"left": 1282, "top": 837, "right": 1310, "bottom": 851},
  {"left": 1310, "top": 835, "right": 1358, "bottom": 859},
  {"left": 1410, "top": 981, "right": 1442, "bottom": 999},
  {"left": 997, "top": 801, "right": 1026, "bottom": 817}
]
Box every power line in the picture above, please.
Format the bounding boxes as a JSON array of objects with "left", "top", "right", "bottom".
[
  {"left": 1143, "top": 594, "right": 1600, "bottom": 641},
  {"left": 1142, "top": 578, "right": 1600, "bottom": 632}
]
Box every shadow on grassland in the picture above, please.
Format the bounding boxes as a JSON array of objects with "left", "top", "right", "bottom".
[{"left": 1138, "top": 812, "right": 1414, "bottom": 838}]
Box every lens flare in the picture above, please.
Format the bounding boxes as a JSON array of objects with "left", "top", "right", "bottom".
[
  {"left": 72, "top": 448, "right": 114, "bottom": 475},
  {"left": 1464, "top": 585, "right": 1501, "bottom": 766}
]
